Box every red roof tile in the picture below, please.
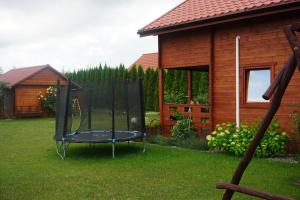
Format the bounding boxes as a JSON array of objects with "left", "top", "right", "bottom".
[
  {"left": 0, "top": 64, "right": 65, "bottom": 88},
  {"left": 138, "top": 0, "right": 299, "bottom": 35},
  {"left": 130, "top": 53, "right": 158, "bottom": 71}
]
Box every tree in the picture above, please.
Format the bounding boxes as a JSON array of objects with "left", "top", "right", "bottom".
[{"left": 129, "top": 65, "right": 138, "bottom": 80}]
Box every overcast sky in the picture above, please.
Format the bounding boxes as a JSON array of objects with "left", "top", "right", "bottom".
[{"left": 0, "top": 0, "right": 183, "bottom": 73}]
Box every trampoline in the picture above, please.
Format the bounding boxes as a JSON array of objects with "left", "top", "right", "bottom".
[{"left": 54, "top": 78, "right": 146, "bottom": 159}]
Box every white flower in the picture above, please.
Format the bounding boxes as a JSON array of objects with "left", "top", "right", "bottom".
[
  {"left": 225, "top": 130, "right": 230, "bottom": 134},
  {"left": 233, "top": 134, "right": 238, "bottom": 138},
  {"left": 212, "top": 131, "right": 217, "bottom": 135},
  {"left": 281, "top": 132, "right": 286, "bottom": 136},
  {"left": 206, "top": 135, "right": 212, "bottom": 141},
  {"left": 217, "top": 127, "right": 223, "bottom": 131},
  {"left": 219, "top": 132, "right": 225, "bottom": 136}
]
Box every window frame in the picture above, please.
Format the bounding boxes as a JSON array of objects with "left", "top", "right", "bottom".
[{"left": 241, "top": 63, "right": 276, "bottom": 108}]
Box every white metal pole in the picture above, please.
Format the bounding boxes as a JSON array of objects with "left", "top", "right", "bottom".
[{"left": 236, "top": 36, "right": 240, "bottom": 128}]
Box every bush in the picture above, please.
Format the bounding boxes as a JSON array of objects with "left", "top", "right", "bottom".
[
  {"left": 38, "top": 86, "right": 56, "bottom": 115},
  {"left": 147, "top": 133, "right": 208, "bottom": 151},
  {"left": 171, "top": 118, "right": 194, "bottom": 139},
  {"left": 291, "top": 105, "right": 300, "bottom": 153},
  {"left": 207, "top": 120, "right": 288, "bottom": 157},
  {"left": 145, "top": 112, "right": 160, "bottom": 128}
]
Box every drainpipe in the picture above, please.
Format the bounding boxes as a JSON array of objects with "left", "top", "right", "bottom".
[{"left": 236, "top": 36, "right": 240, "bottom": 128}]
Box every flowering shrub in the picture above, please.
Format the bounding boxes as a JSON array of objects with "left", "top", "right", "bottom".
[
  {"left": 206, "top": 120, "right": 288, "bottom": 157},
  {"left": 38, "top": 86, "right": 56, "bottom": 115}
]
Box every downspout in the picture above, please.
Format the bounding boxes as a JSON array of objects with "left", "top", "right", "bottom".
[{"left": 236, "top": 36, "right": 240, "bottom": 128}]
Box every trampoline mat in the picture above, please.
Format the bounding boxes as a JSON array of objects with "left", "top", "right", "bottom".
[{"left": 65, "top": 130, "right": 144, "bottom": 143}]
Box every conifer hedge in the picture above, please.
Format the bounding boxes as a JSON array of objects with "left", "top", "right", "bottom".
[{"left": 65, "top": 65, "right": 208, "bottom": 111}]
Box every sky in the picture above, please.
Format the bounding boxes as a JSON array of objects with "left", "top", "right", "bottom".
[{"left": 0, "top": 0, "right": 183, "bottom": 73}]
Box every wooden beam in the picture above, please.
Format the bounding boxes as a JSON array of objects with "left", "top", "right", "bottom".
[
  {"left": 187, "top": 70, "right": 192, "bottom": 103},
  {"left": 209, "top": 29, "right": 215, "bottom": 131},
  {"left": 284, "top": 23, "right": 300, "bottom": 71},
  {"left": 217, "top": 183, "right": 295, "bottom": 200},
  {"left": 158, "top": 36, "right": 165, "bottom": 133}
]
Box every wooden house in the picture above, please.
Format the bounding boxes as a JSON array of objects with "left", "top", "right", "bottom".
[
  {"left": 138, "top": 0, "right": 300, "bottom": 146},
  {"left": 0, "top": 64, "right": 68, "bottom": 118}
]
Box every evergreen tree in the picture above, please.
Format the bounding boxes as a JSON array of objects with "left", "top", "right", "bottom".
[
  {"left": 137, "top": 65, "right": 144, "bottom": 79},
  {"left": 129, "top": 65, "right": 138, "bottom": 80}
]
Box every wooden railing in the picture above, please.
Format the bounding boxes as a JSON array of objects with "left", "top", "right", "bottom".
[{"left": 162, "top": 103, "right": 211, "bottom": 136}]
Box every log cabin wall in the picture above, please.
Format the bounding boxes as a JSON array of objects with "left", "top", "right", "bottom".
[
  {"left": 20, "top": 68, "right": 67, "bottom": 86},
  {"left": 160, "top": 29, "right": 211, "bottom": 68},
  {"left": 213, "top": 12, "right": 300, "bottom": 143},
  {"left": 158, "top": 12, "right": 300, "bottom": 145}
]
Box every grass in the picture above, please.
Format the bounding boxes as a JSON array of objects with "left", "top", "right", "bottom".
[{"left": 0, "top": 118, "right": 299, "bottom": 200}]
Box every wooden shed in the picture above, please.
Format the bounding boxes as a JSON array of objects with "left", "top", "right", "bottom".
[
  {"left": 138, "top": 0, "right": 300, "bottom": 145},
  {"left": 0, "top": 64, "right": 68, "bottom": 118}
]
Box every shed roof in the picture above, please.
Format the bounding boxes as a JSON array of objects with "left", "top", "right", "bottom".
[
  {"left": 130, "top": 53, "right": 158, "bottom": 71},
  {"left": 138, "top": 0, "right": 300, "bottom": 36},
  {"left": 0, "top": 64, "right": 67, "bottom": 88}
]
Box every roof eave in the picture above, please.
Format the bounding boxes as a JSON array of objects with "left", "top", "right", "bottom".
[{"left": 138, "top": 1, "right": 300, "bottom": 37}]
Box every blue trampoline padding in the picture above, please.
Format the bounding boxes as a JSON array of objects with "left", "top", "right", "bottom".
[{"left": 64, "top": 130, "right": 144, "bottom": 143}]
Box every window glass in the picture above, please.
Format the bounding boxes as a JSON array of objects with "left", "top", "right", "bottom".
[{"left": 247, "top": 69, "right": 270, "bottom": 102}]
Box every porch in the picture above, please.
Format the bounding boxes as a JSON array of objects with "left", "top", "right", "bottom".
[{"left": 158, "top": 66, "right": 212, "bottom": 137}]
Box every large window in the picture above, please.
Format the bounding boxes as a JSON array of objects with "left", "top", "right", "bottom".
[
  {"left": 247, "top": 68, "right": 270, "bottom": 102},
  {"left": 242, "top": 64, "right": 274, "bottom": 105}
]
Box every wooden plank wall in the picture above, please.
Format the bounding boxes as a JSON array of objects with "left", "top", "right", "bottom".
[
  {"left": 160, "top": 29, "right": 211, "bottom": 68},
  {"left": 21, "top": 68, "right": 67, "bottom": 85},
  {"left": 158, "top": 12, "right": 300, "bottom": 149},
  {"left": 213, "top": 13, "right": 300, "bottom": 143}
]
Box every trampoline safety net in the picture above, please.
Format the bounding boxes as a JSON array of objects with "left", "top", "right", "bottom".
[{"left": 54, "top": 79, "right": 146, "bottom": 143}]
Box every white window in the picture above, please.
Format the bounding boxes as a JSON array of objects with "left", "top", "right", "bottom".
[{"left": 247, "top": 68, "right": 270, "bottom": 102}]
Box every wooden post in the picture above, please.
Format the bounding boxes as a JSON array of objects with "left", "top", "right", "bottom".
[
  {"left": 209, "top": 29, "right": 215, "bottom": 131},
  {"left": 158, "top": 36, "right": 165, "bottom": 134},
  {"left": 187, "top": 70, "right": 192, "bottom": 103},
  {"left": 159, "top": 68, "right": 164, "bottom": 133}
]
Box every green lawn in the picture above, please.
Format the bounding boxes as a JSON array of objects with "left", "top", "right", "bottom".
[{"left": 0, "top": 118, "right": 299, "bottom": 200}]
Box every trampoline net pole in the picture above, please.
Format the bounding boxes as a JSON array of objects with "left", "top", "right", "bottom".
[
  {"left": 139, "top": 78, "right": 146, "bottom": 134},
  {"left": 63, "top": 80, "right": 71, "bottom": 139},
  {"left": 54, "top": 80, "right": 61, "bottom": 140},
  {"left": 139, "top": 78, "right": 146, "bottom": 153},
  {"left": 111, "top": 77, "right": 116, "bottom": 158},
  {"left": 88, "top": 84, "right": 92, "bottom": 130},
  {"left": 125, "top": 79, "right": 130, "bottom": 131}
]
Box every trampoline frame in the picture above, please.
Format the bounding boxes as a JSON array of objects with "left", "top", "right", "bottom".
[{"left": 54, "top": 78, "right": 146, "bottom": 159}]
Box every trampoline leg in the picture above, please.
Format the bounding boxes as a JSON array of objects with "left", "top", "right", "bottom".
[
  {"left": 143, "top": 134, "right": 146, "bottom": 153},
  {"left": 56, "top": 141, "right": 66, "bottom": 160},
  {"left": 112, "top": 142, "right": 115, "bottom": 159}
]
